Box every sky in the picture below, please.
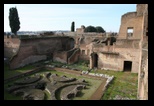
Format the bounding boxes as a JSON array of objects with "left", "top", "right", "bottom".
[{"left": 4, "top": 4, "right": 136, "bottom": 32}]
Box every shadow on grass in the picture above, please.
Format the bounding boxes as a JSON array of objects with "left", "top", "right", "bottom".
[{"left": 76, "top": 91, "right": 85, "bottom": 97}]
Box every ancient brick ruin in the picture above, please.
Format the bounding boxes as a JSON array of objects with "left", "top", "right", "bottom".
[{"left": 4, "top": 4, "right": 148, "bottom": 100}]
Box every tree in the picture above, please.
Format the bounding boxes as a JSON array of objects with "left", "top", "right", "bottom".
[
  {"left": 71, "top": 21, "right": 75, "bottom": 32},
  {"left": 84, "top": 25, "right": 97, "bottom": 32},
  {"left": 9, "top": 7, "right": 20, "bottom": 35},
  {"left": 95, "top": 26, "right": 105, "bottom": 33}
]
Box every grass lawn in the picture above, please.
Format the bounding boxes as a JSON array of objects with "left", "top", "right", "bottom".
[
  {"left": 4, "top": 81, "right": 23, "bottom": 100},
  {"left": 4, "top": 61, "right": 43, "bottom": 79},
  {"left": 90, "top": 70, "right": 138, "bottom": 100},
  {"left": 4, "top": 63, "right": 35, "bottom": 79},
  {"left": 72, "top": 78, "right": 103, "bottom": 100},
  {"left": 50, "top": 60, "right": 89, "bottom": 71}
]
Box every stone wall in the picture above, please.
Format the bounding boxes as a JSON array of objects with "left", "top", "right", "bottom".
[
  {"left": 76, "top": 28, "right": 84, "bottom": 33},
  {"left": 10, "top": 46, "right": 39, "bottom": 69},
  {"left": 136, "top": 4, "right": 147, "bottom": 16},
  {"left": 97, "top": 39, "right": 141, "bottom": 73},
  {"left": 114, "top": 48, "right": 141, "bottom": 73},
  {"left": 118, "top": 12, "right": 143, "bottom": 39},
  {"left": 68, "top": 49, "right": 80, "bottom": 64},
  {"left": 115, "top": 39, "right": 140, "bottom": 49},
  {"left": 82, "top": 37, "right": 141, "bottom": 73},
  {"left": 138, "top": 50, "right": 148, "bottom": 100},
  {"left": 98, "top": 53, "right": 122, "bottom": 71},
  {"left": 72, "top": 32, "right": 141, "bottom": 73},
  {"left": 53, "top": 51, "right": 68, "bottom": 63},
  {"left": 137, "top": 4, "right": 148, "bottom": 100},
  {"left": 4, "top": 37, "right": 20, "bottom": 58},
  {"left": 10, "top": 37, "right": 74, "bottom": 69},
  {"left": 97, "top": 48, "right": 140, "bottom": 73}
]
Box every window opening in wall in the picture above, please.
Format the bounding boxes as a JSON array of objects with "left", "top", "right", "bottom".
[
  {"left": 127, "top": 27, "right": 134, "bottom": 38},
  {"left": 123, "top": 61, "right": 132, "bottom": 72}
]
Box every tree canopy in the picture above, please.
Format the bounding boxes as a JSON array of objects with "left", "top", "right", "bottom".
[
  {"left": 84, "top": 25, "right": 105, "bottom": 33},
  {"left": 95, "top": 26, "right": 105, "bottom": 33},
  {"left": 84, "top": 26, "right": 97, "bottom": 32},
  {"left": 9, "top": 7, "right": 20, "bottom": 35}
]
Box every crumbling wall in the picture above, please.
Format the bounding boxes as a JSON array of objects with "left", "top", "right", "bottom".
[
  {"left": 138, "top": 50, "right": 148, "bottom": 100},
  {"left": 76, "top": 35, "right": 105, "bottom": 61},
  {"left": 92, "top": 39, "right": 141, "bottom": 73},
  {"left": 4, "top": 36, "right": 20, "bottom": 58},
  {"left": 79, "top": 45, "right": 90, "bottom": 61},
  {"left": 10, "top": 46, "right": 37, "bottom": 69},
  {"left": 115, "top": 39, "right": 140, "bottom": 49},
  {"left": 115, "top": 48, "right": 141, "bottom": 73},
  {"left": 136, "top": 4, "right": 147, "bottom": 16},
  {"left": 137, "top": 4, "right": 148, "bottom": 100},
  {"left": 98, "top": 53, "right": 121, "bottom": 71},
  {"left": 68, "top": 49, "right": 80, "bottom": 64},
  {"left": 10, "top": 37, "right": 74, "bottom": 69},
  {"left": 53, "top": 51, "right": 67, "bottom": 63},
  {"left": 118, "top": 12, "right": 143, "bottom": 39}
]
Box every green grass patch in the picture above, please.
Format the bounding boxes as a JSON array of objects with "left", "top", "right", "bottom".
[
  {"left": 50, "top": 60, "right": 89, "bottom": 71},
  {"left": 73, "top": 79, "right": 102, "bottom": 100},
  {"left": 44, "top": 90, "right": 51, "bottom": 100},
  {"left": 4, "top": 64, "right": 35, "bottom": 79},
  {"left": 34, "top": 69, "right": 104, "bottom": 100},
  {"left": 4, "top": 81, "right": 23, "bottom": 100},
  {"left": 94, "top": 70, "right": 138, "bottom": 100}
]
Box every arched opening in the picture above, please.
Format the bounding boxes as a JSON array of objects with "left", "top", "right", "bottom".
[{"left": 63, "top": 37, "right": 75, "bottom": 51}]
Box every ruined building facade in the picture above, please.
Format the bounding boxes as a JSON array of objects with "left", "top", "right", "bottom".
[{"left": 73, "top": 4, "right": 147, "bottom": 73}]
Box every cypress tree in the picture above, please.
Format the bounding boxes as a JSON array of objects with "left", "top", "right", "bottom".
[{"left": 9, "top": 7, "right": 20, "bottom": 35}]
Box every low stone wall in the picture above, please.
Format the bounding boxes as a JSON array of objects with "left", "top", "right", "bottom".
[
  {"left": 81, "top": 71, "right": 114, "bottom": 93},
  {"left": 4, "top": 66, "right": 44, "bottom": 83}
]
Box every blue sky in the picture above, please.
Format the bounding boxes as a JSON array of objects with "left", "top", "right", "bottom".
[{"left": 4, "top": 4, "right": 136, "bottom": 32}]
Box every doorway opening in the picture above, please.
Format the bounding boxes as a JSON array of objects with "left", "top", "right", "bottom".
[
  {"left": 123, "top": 61, "right": 132, "bottom": 72},
  {"left": 92, "top": 53, "right": 98, "bottom": 68}
]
